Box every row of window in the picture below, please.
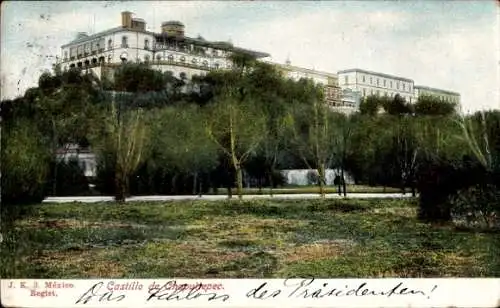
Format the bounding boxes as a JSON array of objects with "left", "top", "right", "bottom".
[
  {"left": 67, "top": 36, "right": 151, "bottom": 58},
  {"left": 361, "top": 88, "right": 412, "bottom": 102},
  {"left": 65, "top": 61, "right": 204, "bottom": 82},
  {"left": 419, "top": 94, "right": 459, "bottom": 103},
  {"left": 344, "top": 75, "right": 412, "bottom": 92},
  {"left": 154, "top": 43, "right": 226, "bottom": 57},
  {"left": 155, "top": 54, "right": 227, "bottom": 69},
  {"left": 68, "top": 36, "right": 230, "bottom": 60},
  {"left": 64, "top": 52, "right": 229, "bottom": 70}
]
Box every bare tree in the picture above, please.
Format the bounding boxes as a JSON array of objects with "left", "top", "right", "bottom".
[
  {"left": 205, "top": 97, "right": 267, "bottom": 200},
  {"left": 93, "top": 96, "right": 148, "bottom": 203},
  {"left": 289, "top": 98, "right": 336, "bottom": 198}
]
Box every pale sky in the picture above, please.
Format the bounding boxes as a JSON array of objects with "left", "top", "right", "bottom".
[{"left": 1, "top": 1, "right": 499, "bottom": 112}]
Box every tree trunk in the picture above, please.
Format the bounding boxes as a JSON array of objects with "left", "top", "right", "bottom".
[
  {"left": 52, "top": 119, "right": 58, "bottom": 196},
  {"left": 268, "top": 171, "right": 274, "bottom": 197},
  {"left": 341, "top": 168, "right": 347, "bottom": 197},
  {"left": 114, "top": 168, "right": 127, "bottom": 203},
  {"left": 235, "top": 164, "right": 243, "bottom": 200},
  {"left": 318, "top": 164, "right": 326, "bottom": 198},
  {"left": 198, "top": 173, "right": 203, "bottom": 197},
  {"left": 192, "top": 172, "right": 197, "bottom": 195},
  {"left": 258, "top": 178, "right": 262, "bottom": 194},
  {"left": 337, "top": 170, "right": 342, "bottom": 196},
  {"left": 226, "top": 175, "right": 232, "bottom": 199},
  {"left": 210, "top": 173, "right": 217, "bottom": 195},
  {"left": 402, "top": 169, "right": 407, "bottom": 195},
  {"left": 171, "top": 174, "right": 178, "bottom": 195}
]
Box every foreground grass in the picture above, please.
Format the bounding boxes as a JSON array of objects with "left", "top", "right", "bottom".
[{"left": 1, "top": 198, "right": 498, "bottom": 278}]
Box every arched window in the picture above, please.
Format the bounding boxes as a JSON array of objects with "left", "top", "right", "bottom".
[
  {"left": 202, "top": 60, "right": 208, "bottom": 67},
  {"left": 144, "top": 55, "right": 150, "bottom": 62},
  {"left": 108, "top": 39, "right": 112, "bottom": 50},
  {"left": 179, "top": 72, "right": 187, "bottom": 79},
  {"left": 121, "top": 36, "right": 128, "bottom": 48},
  {"left": 168, "top": 54, "right": 174, "bottom": 61},
  {"left": 64, "top": 51, "right": 68, "bottom": 60},
  {"left": 144, "top": 39, "right": 149, "bottom": 50},
  {"left": 214, "top": 63, "right": 220, "bottom": 69},
  {"left": 156, "top": 54, "right": 162, "bottom": 61}
]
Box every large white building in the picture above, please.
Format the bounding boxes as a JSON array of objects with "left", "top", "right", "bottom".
[
  {"left": 58, "top": 11, "right": 269, "bottom": 81},
  {"left": 273, "top": 61, "right": 346, "bottom": 112},
  {"left": 337, "top": 68, "right": 415, "bottom": 104},
  {"left": 338, "top": 88, "right": 362, "bottom": 114},
  {"left": 414, "top": 85, "right": 460, "bottom": 104}
]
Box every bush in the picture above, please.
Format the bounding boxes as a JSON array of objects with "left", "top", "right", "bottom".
[
  {"left": 270, "top": 169, "right": 287, "bottom": 188},
  {"left": 46, "top": 158, "right": 90, "bottom": 196},
  {"left": 333, "top": 175, "right": 345, "bottom": 186},
  {"left": 1, "top": 120, "right": 51, "bottom": 205},
  {"left": 416, "top": 155, "right": 493, "bottom": 224},
  {"left": 94, "top": 150, "right": 116, "bottom": 195},
  {"left": 307, "top": 170, "right": 319, "bottom": 185},
  {"left": 450, "top": 184, "right": 500, "bottom": 229}
]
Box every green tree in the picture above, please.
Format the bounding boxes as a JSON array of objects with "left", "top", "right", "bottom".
[
  {"left": 383, "top": 94, "right": 413, "bottom": 115},
  {"left": 330, "top": 112, "right": 354, "bottom": 196},
  {"left": 414, "top": 115, "right": 467, "bottom": 222},
  {"left": 359, "top": 95, "right": 381, "bottom": 115},
  {"left": 113, "top": 63, "right": 165, "bottom": 93},
  {"left": 35, "top": 68, "right": 103, "bottom": 195},
  {"left": 1, "top": 119, "right": 51, "bottom": 204},
  {"left": 205, "top": 97, "right": 267, "bottom": 200},
  {"left": 288, "top": 88, "right": 336, "bottom": 198},
  {"left": 150, "top": 105, "right": 218, "bottom": 195},
  {"left": 391, "top": 115, "right": 419, "bottom": 195},
  {"left": 244, "top": 61, "right": 291, "bottom": 195},
  {"left": 91, "top": 97, "right": 149, "bottom": 203},
  {"left": 414, "top": 95, "right": 457, "bottom": 116}
]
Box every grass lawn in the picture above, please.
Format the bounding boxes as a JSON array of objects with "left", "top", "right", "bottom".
[{"left": 1, "top": 198, "right": 498, "bottom": 278}]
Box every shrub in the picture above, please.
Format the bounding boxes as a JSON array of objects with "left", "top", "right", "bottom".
[
  {"left": 307, "top": 170, "right": 319, "bottom": 185},
  {"left": 416, "top": 155, "right": 496, "bottom": 225},
  {"left": 94, "top": 150, "right": 116, "bottom": 195},
  {"left": 1, "top": 120, "right": 51, "bottom": 205},
  {"left": 333, "top": 175, "right": 345, "bottom": 186},
  {"left": 46, "top": 158, "right": 90, "bottom": 196},
  {"left": 450, "top": 184, "right": 499, "bottom": 229},
  {"left": 416, "top": 159, "right": 460, "bottom": 222}
]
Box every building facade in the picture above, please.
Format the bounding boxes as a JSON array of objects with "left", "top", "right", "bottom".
[
  {"left": 337, "top": 68, "right": 415, "bottom": 104},
  {"left": 274, "top": 61, "right": 344, "bottom": 111},
  {"left": 414, "top": 85, "right": 460, "bottom": 104},
  {"left": 335, "top": 88, "right": 361, "bottom": 114},
  {"left": 58, "top": 11, "right": 269, "bottom": 81},
  {"left": 56, "top": 144, "right": 97, "bottom": 178}
]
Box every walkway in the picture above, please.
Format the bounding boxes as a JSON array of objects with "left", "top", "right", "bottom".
[{"left": 43, "top": 193, "right": 416, "bottom": 203}]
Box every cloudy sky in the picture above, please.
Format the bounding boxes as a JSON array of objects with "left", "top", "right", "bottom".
[{"left": 1, "top": 1, "right": 499, "bottom": 112}]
